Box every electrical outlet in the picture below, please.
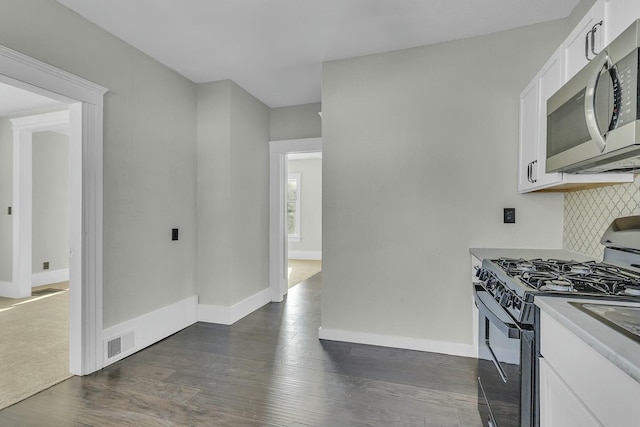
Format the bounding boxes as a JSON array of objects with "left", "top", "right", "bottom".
[
  {"left": 172, "top": 228, "right": 179, "bottom": 241},
  {"left": 504, "top": 208, "right": 516, "bottom": 224},
  {"left": 43, "top": 261, "right": 50, "bottom": 270},
  {"left": 7, "top": 207, "right": 11, "bottom": 215}
]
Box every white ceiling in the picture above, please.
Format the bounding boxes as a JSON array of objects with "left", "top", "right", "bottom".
[
  {"left": 0, "top": 82, "right": 64, "bottom": 117},
  {"left": 56, "top": 0, "right": 580, "bottom": 107}
]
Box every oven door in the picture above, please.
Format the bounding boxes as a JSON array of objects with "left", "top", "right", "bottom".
[{"left": 473, "top": 284, "right": 535, "bottom": 427}]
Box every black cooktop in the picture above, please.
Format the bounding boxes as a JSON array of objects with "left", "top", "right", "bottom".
[{"left": 493, "top": 258, "right": 640, "bottom": 297}]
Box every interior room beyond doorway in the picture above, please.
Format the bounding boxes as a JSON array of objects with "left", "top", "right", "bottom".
[{"left": 287, "top": 151, "right": 322, "bottom": 289}]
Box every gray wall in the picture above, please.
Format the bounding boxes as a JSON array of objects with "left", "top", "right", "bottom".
[
  {"left": 197, "top": 80, "right": 270, "bottom": 306},
  {"left": 270, "top": 103, "right": 322, "bottom": 141},
  {"left": 196, "top": 81, "right": 232, "bottom": 304},
  {"left": 0, "top": 0, "right": 198, "bottom": 328},
  {"left": 568, "top": 0, "right": 598, "bottom": 28},
  {"left": 32, "top": 131, "right": 69, "bottom": 274},
  {"left": 288, "top": 158, "right": 322, "bottom": 254},
  {"left": 0, "top": 118, "right": 12, "bottom": 281},
  {"left": 321, "top": 20, "right": 570, "bottom": 346}
]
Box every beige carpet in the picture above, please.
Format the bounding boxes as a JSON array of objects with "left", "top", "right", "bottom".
[
  {"left": 288, "top": 259, "right": 322, "bottom": 288},
  {"left": 0, "top": 282, "right": 72, "bottom": 410}
]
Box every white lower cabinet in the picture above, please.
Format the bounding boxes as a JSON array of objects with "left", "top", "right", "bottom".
[
  {"left": 539, "top": 358, "right": 602, "bottom": 427},
  {"left": 539, "top": 311, "right": 640, "bottom": 427}
]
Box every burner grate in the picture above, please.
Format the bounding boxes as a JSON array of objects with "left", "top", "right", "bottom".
[{"left": 493, "top": 257, "right": 640, "bottom": 296}]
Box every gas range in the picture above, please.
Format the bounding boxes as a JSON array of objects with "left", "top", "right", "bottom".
[
  {"left": 475, "top": 216, "right": 640, "bottom": 326},
  {"left": 477, "top": 255, "right": 640, "bottom": 325},
  {"left": 474, "top": 215, "right": 640, "bottom": 427}
]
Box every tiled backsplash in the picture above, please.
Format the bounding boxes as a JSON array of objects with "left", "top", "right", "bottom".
[{"left": 564, "top": 175, "right": 640, "bottom": 259}]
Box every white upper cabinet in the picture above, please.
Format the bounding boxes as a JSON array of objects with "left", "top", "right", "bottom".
[
  {"left": 519, "top": 49, "right": 564, "bottom": 193},
  {"left": 517, "top": 0, "right": 635, "bottom": 193},
  {"left": 534, "top": 51, "right": 565, "bottom": 188},
  {"left": 519, "top": 79, "right": 540, "bottom": 192},
  {"left": 605, "top": 0, "right": 640, "bottom": 44},
  {"left": 563, "top": 1, "right": 606, "bottom": 82}
]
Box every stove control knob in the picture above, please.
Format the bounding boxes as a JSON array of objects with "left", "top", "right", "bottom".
[
  {"left": 486, "top": 278, "right": 496, "bottom": 291},
  {"left": 500, "top": 293, "right": 512, "bottom": 308},
  {"left": 513, "top": 298, "right": 522, "bottom": 310}
]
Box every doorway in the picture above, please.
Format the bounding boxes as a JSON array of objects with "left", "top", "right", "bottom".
[
  {"left": 0, "top": 91, "right": 73, "bottom": 409},
  {"left": 286, "top": 152, "right": 322, "bottom": 288},
  {"left": 8, "top": 110, "right": 70, "bottom": 299},
  {"left": 0, "top": 44, "right": 106, "bottom": 376},
  {"left": 268, "top": 137, "right": 322, "bottom": 302}
]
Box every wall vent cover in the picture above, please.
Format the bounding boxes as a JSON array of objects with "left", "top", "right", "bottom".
[
  {"left": 107, "top": 337, "right": 121, "bottom": 359},
  {"left": 105, "top": 330, "right": 135, "bottom": 360}
]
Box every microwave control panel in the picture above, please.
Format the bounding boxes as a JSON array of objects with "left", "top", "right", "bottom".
[{"left": 611, "top": 48, "right": 639, "bottom": 127}]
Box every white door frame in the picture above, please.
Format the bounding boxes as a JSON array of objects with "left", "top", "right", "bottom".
[
  {"left": 7, "top": 110, "right": 69, "bottom": 299},
  {"left": 0, "top": 45, "right": 107, "bottom": 375},
  {"left": 269, "top": 137, "right": 322, "bottom": 302}
]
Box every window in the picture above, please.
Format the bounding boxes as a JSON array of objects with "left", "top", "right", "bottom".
[{"left": 287, "top": 173, "right": 301, "bottom": 242}]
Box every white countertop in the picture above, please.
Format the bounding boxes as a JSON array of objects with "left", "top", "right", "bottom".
[
  {"left": 470, "top": 247, "right": 596, "bottom": 263},
  {"left": 536, "top": 296, "right": 640, "bottom": 383}
]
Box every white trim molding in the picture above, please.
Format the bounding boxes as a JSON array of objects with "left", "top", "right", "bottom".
[
  {"left": 318, "top": 327, "right": 477, "bottom": 359},
  {"left": 102, "top": 296, "right": 198, "bottom": 367},
  {"left": 288, "top": 250, "right": 322, "bottom": 261},
  {"left": 198, "top": 288, "right": 271, "bottom": 325},
  {"left": 32, "top": 268, "right": 70, "bottom": 287},
  {"left": 0, "top": 43, "right": 108, "bottom": 376},
  {"left": 269, "top": 137, "right": 322, "bottom": 303}
]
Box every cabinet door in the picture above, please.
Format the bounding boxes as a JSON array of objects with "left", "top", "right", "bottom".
[
  {"left": 534, "top": 50, "right": 563, "bottom": 187},
  {"left": 563, "top": 1, "right": 606, "bottom": 82},
  {"left": 605, "top": 0, "right": 640, "bottom": 44},
  {"left": 539, "top": 358, "right": 603, "bottom": 427},
  {"left": 518, "top": 79, "right": 539, "bottom": 192}
]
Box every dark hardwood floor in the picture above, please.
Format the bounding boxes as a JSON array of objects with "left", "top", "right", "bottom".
[{"left": 0, "top": 274, "right": 482, "bottom": 426}]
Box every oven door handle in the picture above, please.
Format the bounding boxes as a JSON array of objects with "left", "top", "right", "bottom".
[
  {"left": 473, "top": 284, "right": 521, "bottom": 339},
  {"left": 473, "top": 284, "right": 523, "bottom": 383}
]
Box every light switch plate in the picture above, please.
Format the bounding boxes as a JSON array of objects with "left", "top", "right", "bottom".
[{"left": 504, "top": 208, "right": 516, "bottom": 224}]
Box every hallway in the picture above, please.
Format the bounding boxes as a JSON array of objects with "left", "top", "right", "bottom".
[{"left": 0, "top": 273, "right": 482, "bottom": 426}]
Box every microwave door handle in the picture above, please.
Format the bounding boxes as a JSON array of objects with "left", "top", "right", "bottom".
[{"left": 584, "top": 52, "right": 612, "bottom": 153}]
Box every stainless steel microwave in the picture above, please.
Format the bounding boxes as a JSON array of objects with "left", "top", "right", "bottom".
[{"left": 546, "top": 19, "right": 640, "bottom": 174}]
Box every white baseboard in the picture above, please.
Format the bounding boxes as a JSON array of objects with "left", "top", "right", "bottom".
[
  {"left": 288, "top": 250, "right": 322, "bottom": 261},
  {"left": 32, "top": 268, "right": 69, "bottom": 287},
  {"left": 0, "top": 281, "right": 18, "bottom": 298},
  {"left": 318, "top": 327, "right": 477, "bottom": 358},
  {"left": 102, "top": 295, "right": 198, "bottom": 366},
  {"left": 198, "top": 287, "right": 271, "bottom": 325}
]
